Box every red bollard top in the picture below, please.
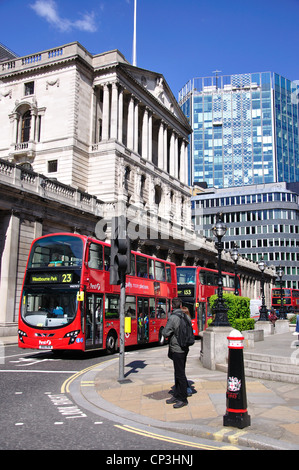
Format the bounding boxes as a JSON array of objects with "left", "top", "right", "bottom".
[{"left": 227, "top": 329, "right": 244, "bottom": 349}]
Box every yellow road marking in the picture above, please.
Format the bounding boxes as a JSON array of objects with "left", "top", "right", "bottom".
[
  {"left": 61, "top": 358, "right": 116, "bottom": 393},
  {"left": 227, "top": 429, "right": 247, "bottom": 444},
  {"left": 213, "top": 428, "right": 230, "bottom": 441},
  {"left": 114, "top": 424, "right": 240, "bottom": 450},
  {"left": 81, "top": 381, "right": 95, "bottom": 386}
]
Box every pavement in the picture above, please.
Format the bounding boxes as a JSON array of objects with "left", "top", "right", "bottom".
[{"left": 3, "top": 330, "right": 299, "bottom": 450}]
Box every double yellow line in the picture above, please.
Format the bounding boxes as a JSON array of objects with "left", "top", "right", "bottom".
[
  {"left": 114, "top": 424, "right": 240, "bottom": 450},
  {"left": 61, "top": 359, "right": 116, "bottom": 394}
]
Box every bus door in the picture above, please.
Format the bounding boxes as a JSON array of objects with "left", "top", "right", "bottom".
[
  {"left": 137, "top": 297, "right": 149, "bottom": 344},
  {"left": 124, "top": 295, "right": 138, "bottom": 345},
  {"left": 86, "top": 293, "right": 103, "bottom": 348}
]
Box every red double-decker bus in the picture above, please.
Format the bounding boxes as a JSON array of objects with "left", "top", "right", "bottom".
[
  {"left": 271, "top": 288, "right": 299, "bottom": 314},
  {"left": 176, "top": 266, "right": 241, "bottom": 336},
  {"left": 18, "top": 233, "right": 177, "bottom": 353}
]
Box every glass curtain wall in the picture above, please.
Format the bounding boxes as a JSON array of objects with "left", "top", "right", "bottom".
[{"left": 180, "top": 72, "right": 299, "bottom": 189}]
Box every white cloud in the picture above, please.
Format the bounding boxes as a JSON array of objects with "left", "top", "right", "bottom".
[
  {"left": 73, "top": 12, "right": 97, "bottom": 33},
  {"left": 30, "top": 0, "right": 97, "bottom": 33}
]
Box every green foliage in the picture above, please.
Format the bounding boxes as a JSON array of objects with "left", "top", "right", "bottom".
[
  {"left": 234, "top": 318, "right": 255, "bottom": 331},
  {"left": 209, "top": 293, "right": 253, "bottom": 332}
]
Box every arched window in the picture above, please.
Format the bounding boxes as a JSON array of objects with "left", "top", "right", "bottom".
[{"left": 21, "top": 110, "right": 31, "bottom": 142}]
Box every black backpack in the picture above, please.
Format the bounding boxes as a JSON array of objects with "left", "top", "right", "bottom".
[{"left": 173, "top": 312, "right": 195, "bottom": 349}]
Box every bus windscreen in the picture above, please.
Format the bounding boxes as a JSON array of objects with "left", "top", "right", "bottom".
[
  {"left": 176, "top": 267, "right": 196, "bottom": 285},
  {"left": 28, "top": 234, "right": 83, "bottom": 268}
]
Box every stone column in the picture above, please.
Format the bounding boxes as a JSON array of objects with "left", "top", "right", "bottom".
[
  {"left": 174, "top": 133, "right": 178, "bottom": 179},
  {"left": 102, "top": 83, "right": 110, "bottom": 140},
  {"left": 163, "top": 123, "right": 168, "bottom": 172},
  {"left": 9, "top": 112, "right": 19, "bottom": 145},
  {"left": 127, "top": 94, "right": 134, "bottom": 150},
  {"left": 148, "top": 110, "right": 152, "bottom": 162},
  {"left": 0, "top": 212, "right": 20, "bottom": 324},
  {"left": 142, "top": 107, "right": 149, "bottom": 160},
  {"left": 110, "top": 82, "right": 118, "bottom": 140},
  {"left": 90, "top": 87, "right": 97, "bottom": 144},
  {"left": 133, "top": 99, "right": 139, "bottom": 153},
  {"left": 118, "top": 86, "right": 123, "bottom": 143},
  {"left": 30, "top": 109, "right": 37, "bottom": 142},
  {"left": 184, "top": 141, "right": 189, "bottom": 185},
  {"left": 158, "top": 120, "right": 164, "bottom": 170},
  {"left": 169, "top": 131, "right": 175, "bottom": 176}
]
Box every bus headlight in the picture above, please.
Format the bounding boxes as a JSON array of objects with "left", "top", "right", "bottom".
[
  {"left": 64, "top": 330, "right": 80, "bottom": 344},
  {"left": 18, "top": 330, "right": 27, "bottom": 343}
]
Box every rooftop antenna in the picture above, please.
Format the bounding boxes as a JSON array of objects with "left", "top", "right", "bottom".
[
  {"left": 132, "top": 0, "right": 137, "bottom": 66},
  {"left": 213, "top": 70, "right": 222, "bottom": 90}
]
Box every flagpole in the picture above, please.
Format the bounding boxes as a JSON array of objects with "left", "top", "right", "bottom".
[{"left": 132, "top": 0, "right": 137, "bottom": 66}]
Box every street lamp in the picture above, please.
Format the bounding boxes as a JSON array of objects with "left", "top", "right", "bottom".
[
  {"left": 258, "top": 256, "right": 268, "bottom": 321},
  {"left": 276, "top": 265, "right": 286, "bottom": 319},
  {"left": 210, "top": 212, "right": 230, "bottom": 326},
  {"left": 230, "top": 243, "right": 239, "bottom": 296}
]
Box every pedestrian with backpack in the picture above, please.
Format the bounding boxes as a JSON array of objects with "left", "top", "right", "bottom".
[{"left": 163, "top": 297, "right": 194, "bottom": 408}]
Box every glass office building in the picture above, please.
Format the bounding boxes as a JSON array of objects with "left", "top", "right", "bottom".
[
  {"left": 192, "top": 182, "right": 299, "bottom": 289},
  {"left": 179, "top": 72, "right": 299, "bottom": 188}
]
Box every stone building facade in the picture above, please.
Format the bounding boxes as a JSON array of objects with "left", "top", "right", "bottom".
[{"left": 0, "top": 42, "right": 275, "bottom": 335}]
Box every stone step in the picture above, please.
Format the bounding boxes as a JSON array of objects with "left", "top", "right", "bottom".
[
  {"left": 244, "top": 359, "right": 299, "bottom": 375},
  {"left": 219, "top": 351, "right": 299, "bottom": 368},
  {"left": 244, "top": 367, "right": 299, "bottom": 384},
  {"left": 244, "top": 349, "right": 299, "bottom": 366},
  {"left": 216, "top": 351, "right": 299, "bottom": 384}
]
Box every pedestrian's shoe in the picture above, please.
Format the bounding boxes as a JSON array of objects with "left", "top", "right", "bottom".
[
  {"left": 166, "top": 396, "right": 178, "bottom": 404},
  {"left": 173, "top": 400, "right": 188, "bottom": 409}
]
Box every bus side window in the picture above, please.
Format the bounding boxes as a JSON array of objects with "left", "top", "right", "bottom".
[
  {"left": 149, "top": 259, "right": 154, "bottom": 279},
  {"left": 155, "top": 261, "right": 165, "bottom": 281},
  {"left": 165, "top": 265, "right": 172, "bottom": 283},
  {"left": 104, "top": 245, "right": 110, "bottom": 271},
  {"left": 125, "top": 296, "right": 136, "bottom": 318},
  {"left": 149, "top": 298, "right": 155, "bottom": 318},
  {"left": 156, "top": 298, "right": 166, "bottom": 318},
  {"left": 105, "top": 294, "right": 119, "bottom": 319},
  {"left": 136, "top": 255, "right": 148, "bottom": 278},
  {"left": 129, "top": 253, "right": 136, "bottom": 276}
]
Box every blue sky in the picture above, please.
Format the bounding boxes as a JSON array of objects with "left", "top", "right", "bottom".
[{"left": 1, "top": 0, "right": 299, "bottom": 98}]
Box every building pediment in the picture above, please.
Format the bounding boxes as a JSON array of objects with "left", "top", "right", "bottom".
[{"left": 121, "top": 64, "right": 189, "bottom": 127}]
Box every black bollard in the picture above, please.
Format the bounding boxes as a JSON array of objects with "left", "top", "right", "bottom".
[{"left": 223, "top": 329, "right": 251, "bottom": 429}]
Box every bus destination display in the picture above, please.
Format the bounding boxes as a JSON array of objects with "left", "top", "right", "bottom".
[
  {"left": 29, "top": 272, "right": 73, "bottom": 284},
  {"left": 177, "top": 287, "right": 194, "bottom": 297}
]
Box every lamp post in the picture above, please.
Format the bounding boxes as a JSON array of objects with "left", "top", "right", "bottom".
[
  {"left": 210, "top": 212, "right": 230, "bottom": 326},
  {"left": 258, "top": 256, "right": 268, "bottom": 321},
  {"left": 230, "top": 243, "right": 239, "bottom": 296},
  {"left": 276, "top": 265, "right": 286, "bottom": 319}
]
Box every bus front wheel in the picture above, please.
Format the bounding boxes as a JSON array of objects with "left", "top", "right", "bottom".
[{"left": 106, "top": 332, "right": 118, "bottom": 354}]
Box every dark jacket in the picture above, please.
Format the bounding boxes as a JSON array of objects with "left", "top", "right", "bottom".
[{"left": 163, "top": 308, "right": 191, "bottom": 354}]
